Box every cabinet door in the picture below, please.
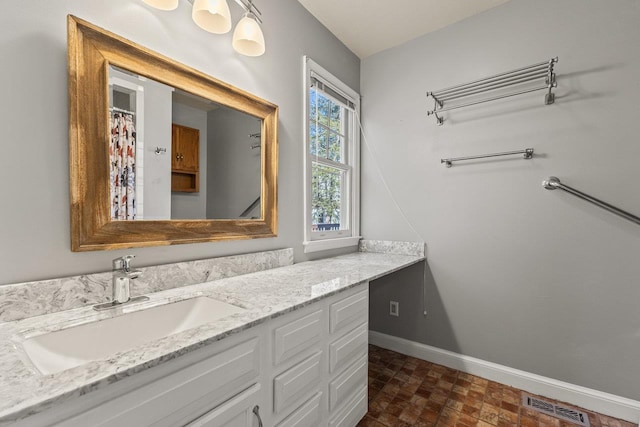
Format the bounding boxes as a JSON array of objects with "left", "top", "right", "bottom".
[
  {"left": 56, "top": 337, "right": 260, "bottom": 427},
  {"left": 273, "top": 310, "right": 323, "bottom": 366},
  {"left": 329, "top": 322, "right": 368, "bottom": 374},
  {"left": 275, "top": 392, "right": 322, "bottom": 427},
  {"left": 329, "top": 289, "right": 368, "bottom": 335},
  {"left": 171, "top": 124, "right": 181, "bottom": 170},
  {"left": 273, "top": 351, "right": 322, "bottom": 414},
  {"left": 186, "top": 384, "right": 263, "bottom": 427},
  {"left": 329, "top": 355, "right": 367, "bottom": 413},
  {"left": 328, "top": 385, "right": 367, "bottom": 427},
  {"left": 172, "top": 123, "right": 199, "bottom": 172}
]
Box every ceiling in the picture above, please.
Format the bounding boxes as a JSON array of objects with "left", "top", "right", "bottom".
[{"left": 297, "top": 0, "right": 512, "bottom": 58}]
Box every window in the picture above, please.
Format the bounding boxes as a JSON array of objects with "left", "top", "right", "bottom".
[{"left": 303, "top": 57, "right": 361, "bottom": 253}]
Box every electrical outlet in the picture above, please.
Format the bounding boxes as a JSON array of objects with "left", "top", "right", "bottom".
[{"left": 389, "top": 301, "right": 399, "bottom": 317}]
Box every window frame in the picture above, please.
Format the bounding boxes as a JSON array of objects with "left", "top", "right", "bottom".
[{"left": 303, "top": 57, "right": 361, "bottom": 253}]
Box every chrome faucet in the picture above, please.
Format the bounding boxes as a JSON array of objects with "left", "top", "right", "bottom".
[
  {"left": 112, "top": 255, "right": 141, "bottom": 304},
  {"left": 94, "top": 255, "right": 148, "bottom": 311}
]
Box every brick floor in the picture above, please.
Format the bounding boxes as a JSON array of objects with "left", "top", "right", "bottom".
[{"left": 359, "top": 345, "right": 636, "bottom": 427}]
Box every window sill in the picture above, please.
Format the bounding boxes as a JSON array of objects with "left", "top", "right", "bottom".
[{"left": 303, "top": 236, "right": 362, "bottom": 254}]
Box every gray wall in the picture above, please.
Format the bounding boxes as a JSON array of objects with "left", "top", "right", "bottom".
[
  {"left": 171, "top": 102, "right": 208, "bottom": 219},
  {"left": 0, "top": 0, "right": 359, "bottom": 285},
  {"left": 362, "top": 0, "right": 640, "bottom": 400},
  {"left": 140, "top": 78, "right": 174, "bottom": 220},
  {"left": 206, "top": 107, "right": 261, "bottom": 219}
]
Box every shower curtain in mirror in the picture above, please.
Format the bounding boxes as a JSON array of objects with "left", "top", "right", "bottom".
[{"left": 110, "top": 112, "right": 136, "bottom": 220}]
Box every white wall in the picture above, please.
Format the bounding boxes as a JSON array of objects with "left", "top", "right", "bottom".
[
  {"left": 171, "top": 102, "right": 208, "bottom": 219},
  {"left": 0, "top": 0, "right": 359, "bottom": 284},
  {"left": 361, "top": 0, "right": 640, "bottom": 400}
]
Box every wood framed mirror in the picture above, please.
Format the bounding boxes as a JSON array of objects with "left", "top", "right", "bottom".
[{"left": 68, "top": 15, "right": 278, "bottom": 252}]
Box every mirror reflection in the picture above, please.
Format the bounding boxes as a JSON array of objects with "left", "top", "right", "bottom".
[{"left": 108, "top": 65, "right": 262, "bottom": 221}]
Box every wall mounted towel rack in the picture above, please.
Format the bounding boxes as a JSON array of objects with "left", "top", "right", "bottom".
[
  {"left": 441, "top": 148, "right": 533, "bottom": 168},
  {"left": 543, "top": 176, "right": 640, "bottom": 226},
  {"left": 427, "top": 57, "right": 558, "bottom": 125}
]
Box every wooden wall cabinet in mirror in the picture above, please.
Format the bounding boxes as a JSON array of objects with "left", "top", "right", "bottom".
[
  {"left": 68, "top": 15, "right": 278, "bottom": 251},
  {"left": 171, "top": 124, "right": 200, "bottom": 193}
]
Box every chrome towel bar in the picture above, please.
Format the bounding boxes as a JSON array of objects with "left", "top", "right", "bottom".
[
  {"left": 543, "top": 177, "right": 640, "bottom": 226},
  {"left": 427, "top": 57, "right": 558, "bottom": 125},
  {"left": 441, "top": 148, "right": 533, "bottom": 168}
]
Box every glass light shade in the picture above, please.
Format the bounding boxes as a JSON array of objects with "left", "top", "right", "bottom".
[
  {"left": 142, "top": 0, "right": 178, "bottom": 11},
  {"left": 192, "top": 0, "right": 232, "bottom": 34},
  {"left": 232, "top": 13, "right": 265, "bottom": 57}
]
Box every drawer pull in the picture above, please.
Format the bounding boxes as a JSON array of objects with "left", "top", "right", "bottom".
[{"left": 253, "top": 405, "right": 263, "bottom": 427}]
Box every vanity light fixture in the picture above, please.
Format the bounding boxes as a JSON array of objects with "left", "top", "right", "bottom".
[
  {"left": 142, "top": 0, "right": 265, "bottom": 56},
  {"left": 192, "top": 0, "right": 231, "bottom": 34},
  {"left": 232, "top": 10, "right": 265, "bottom": 57}
]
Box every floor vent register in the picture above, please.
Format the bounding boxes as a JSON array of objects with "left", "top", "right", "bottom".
[{"left": 522, "top": 394, "right": 590, "bottom": 426}]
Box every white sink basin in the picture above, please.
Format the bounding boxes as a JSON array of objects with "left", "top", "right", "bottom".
[{"left": 21, "top": 297, "right": 245, "bottom": 375}]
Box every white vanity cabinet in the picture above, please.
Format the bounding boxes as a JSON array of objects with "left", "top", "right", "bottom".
[
  {"left": 269, "top": 283, "right": 369, "bottom": 427},
  {"left": 269, "top": 304, "right": 326, "bottom": 426},
  {"left": 327, "top": 288, "right": 369, "bottom": 427},
  {"left": 16, "top": 283, "right": 369, "bottom": 427}
]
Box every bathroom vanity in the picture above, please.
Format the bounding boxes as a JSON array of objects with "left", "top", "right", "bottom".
[
  {"left": 0, "top": 242, "right": 425, "bottom": 426},
  {"left": 15, "top": 284, "right": 367, "bottom": 427}
]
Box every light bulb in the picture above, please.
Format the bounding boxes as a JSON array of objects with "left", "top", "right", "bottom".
[
  {"left": 192, "top": 0, "right": 232, "bottom": 34},
  {"left": 142, "top": 0, "right": 178, "bottom": 11},
  {"left": 232, "top": 13, "right": 265, "bottom": 57}
]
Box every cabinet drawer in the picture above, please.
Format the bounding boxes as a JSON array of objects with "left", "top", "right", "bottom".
[
  {"left": 274, "top": 351, "right": 322, "bottom": 414},
  {"left": 329, "top": 385, "right": 367, "bottom": 427},
  {"left": 329, "top": 322, "right": 367, "bottom": 374},
  {"left": 329, "top": 289, "right": 368, "bottom": 334},
  {"left": 186, "top": 383, "right": 261, "bottom": 427},
  {"left": 329, "top": 354, "right": 367, "bottom": 412},
  {"left": 276, "top": 392, "right": 322, "bottom": 427},
  {"left": 274, "top": 310, "right": 322, "bottom": 365},
  {"left": 61, "top": 337, "right": 260, "bottom": 427}
]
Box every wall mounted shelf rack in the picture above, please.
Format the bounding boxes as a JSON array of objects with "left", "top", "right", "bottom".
[{"left": 427, "top": 57, "right": 558, "bottom": 125}]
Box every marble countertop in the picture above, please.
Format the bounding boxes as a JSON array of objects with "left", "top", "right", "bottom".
[{"left": 0, "top": 250, "right": 424, "bottom": 424}]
